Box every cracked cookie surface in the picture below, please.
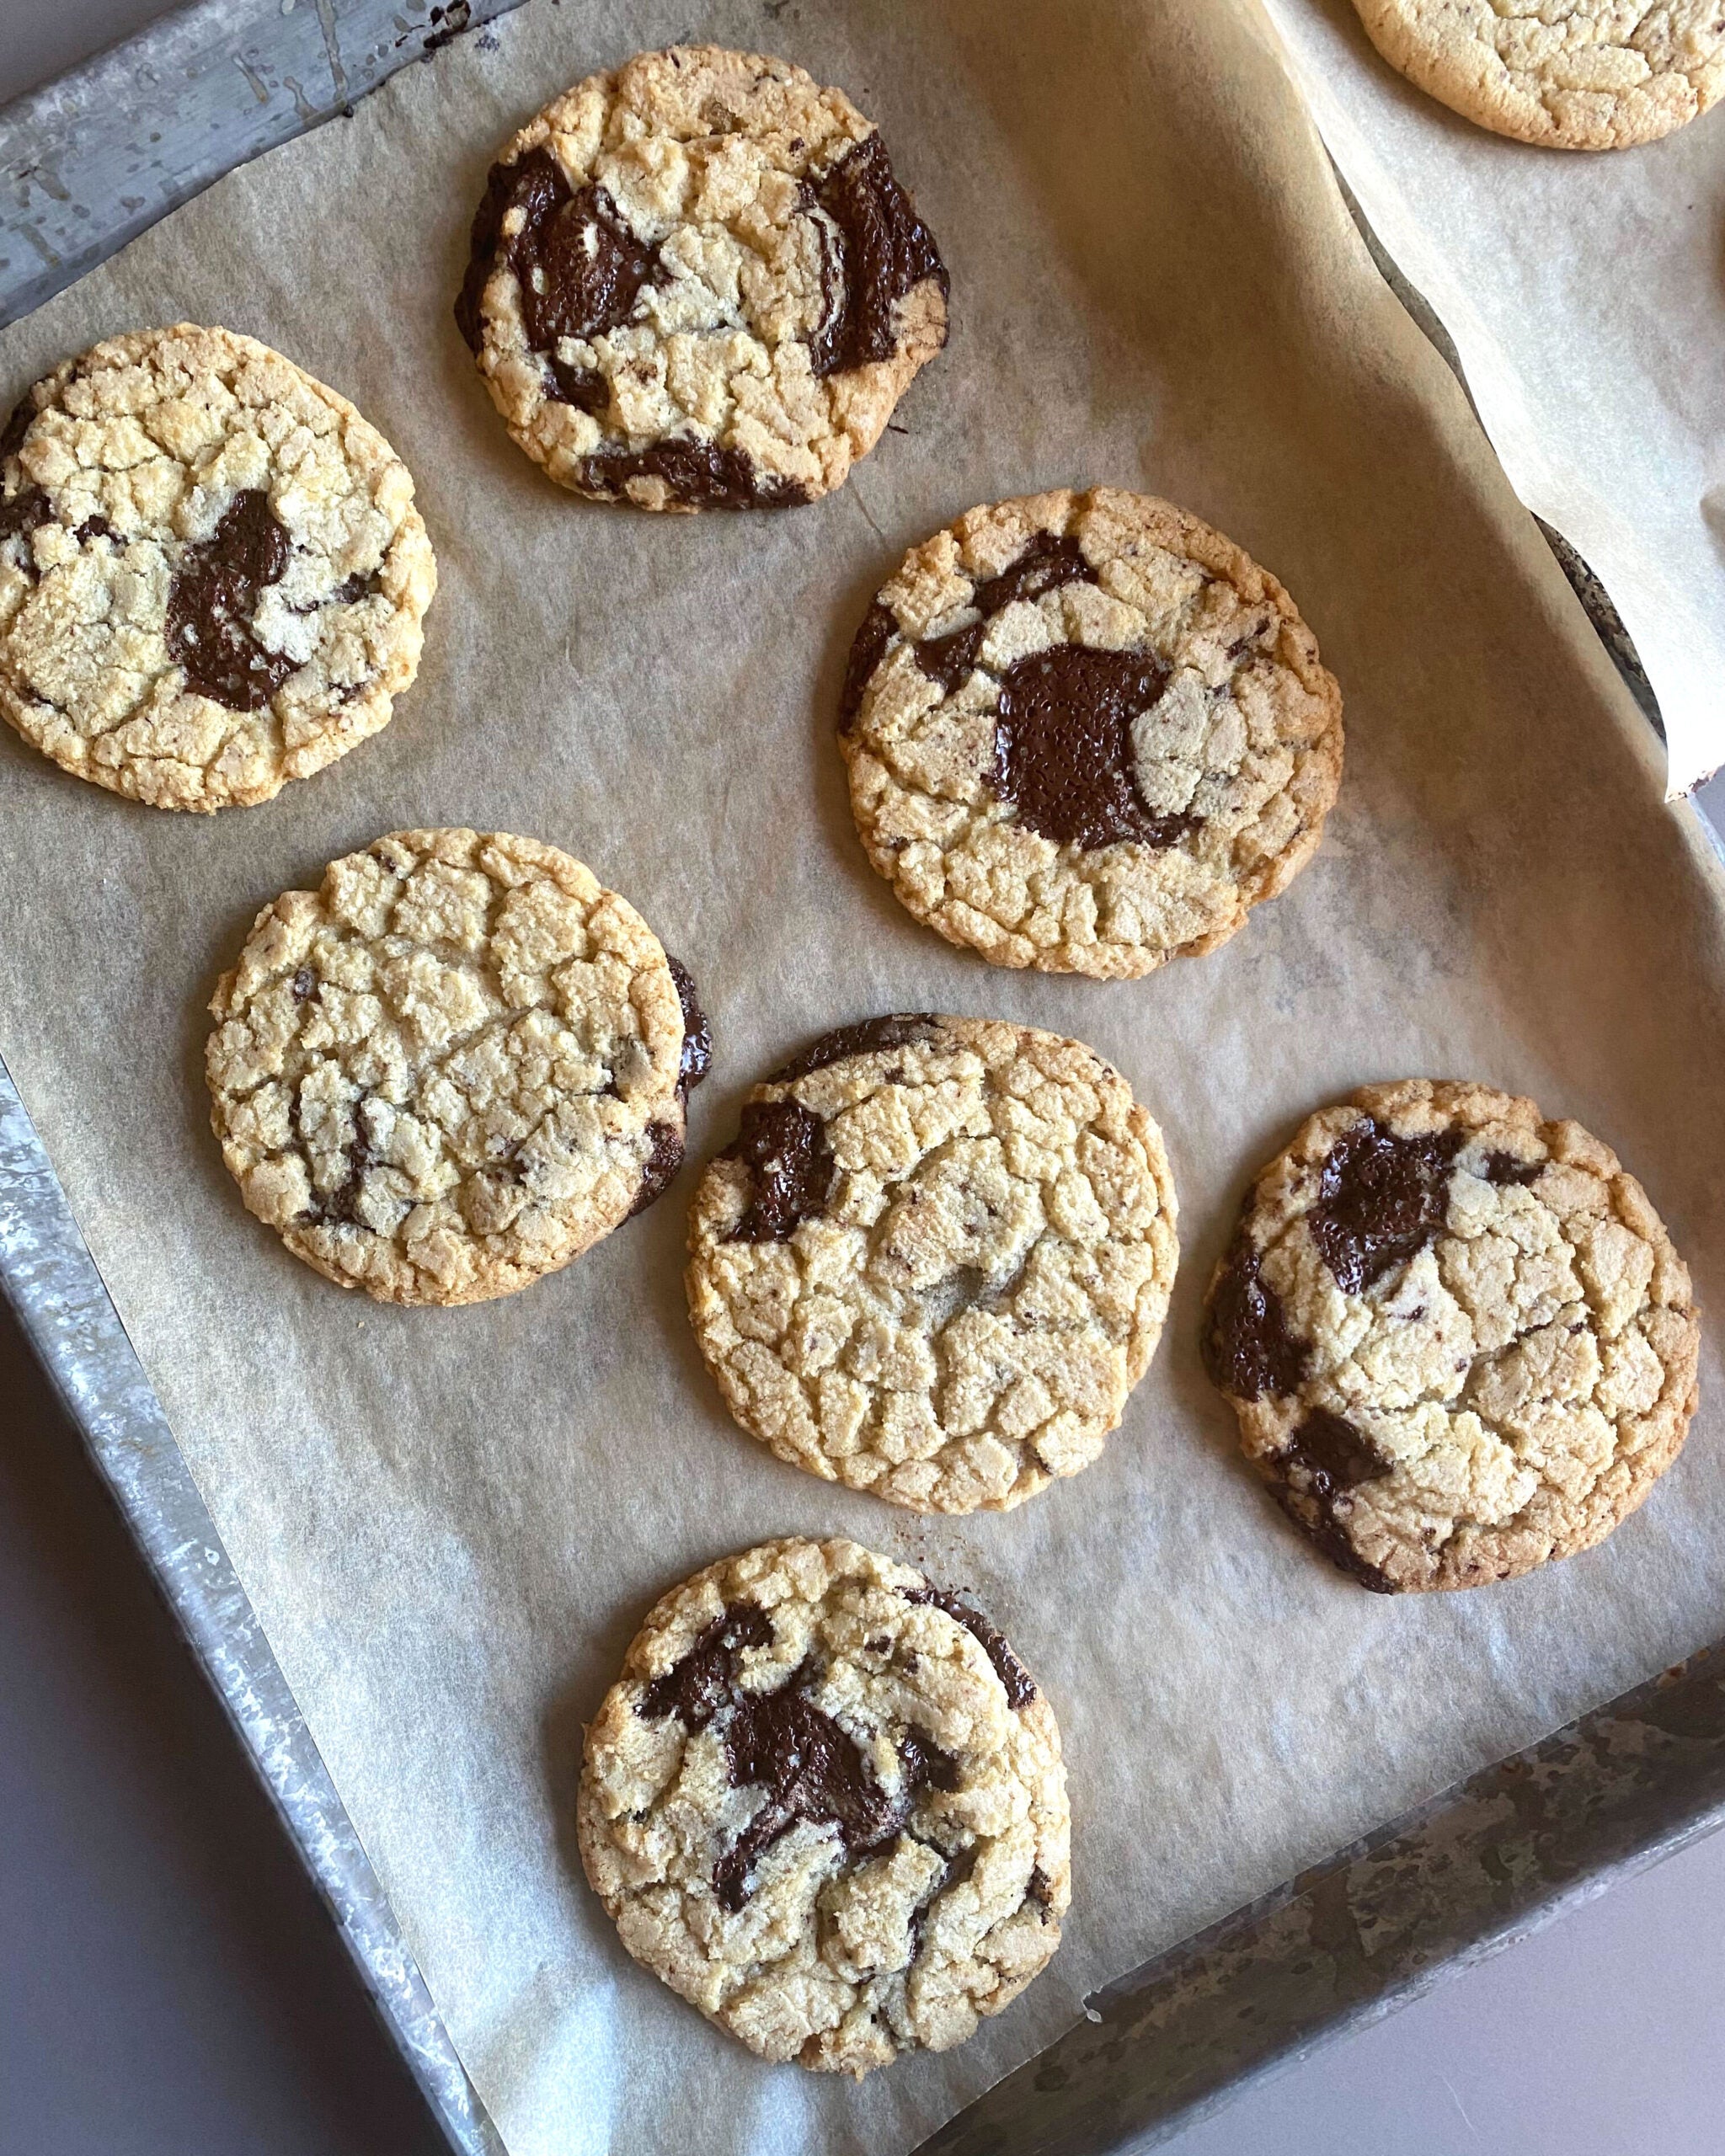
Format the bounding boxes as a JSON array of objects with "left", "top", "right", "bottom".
[
  {"left": 839, "top": 488, "right": 1342, "bottom": 978},
  {"left": 577, "top": 1536, "right": 1069, "bottom": 2076},
  {"left": 0, "top": 324, "right": 435, "bottom": 809},
  {"left": 206, "top": 829, "right": 707, "bottom": 1305},
  {"left": 1351, "top": 0, "right": 1725, "bottom": 148},
  {"left": 1201, "top": 1080, "right": 1700, "bottom": 1591},
  {"left": 456, "top": 44, "right": 948, "bottom": 509},
  {"left": 685, "top": 1016, "right": 1178, "bottom": 1512}
]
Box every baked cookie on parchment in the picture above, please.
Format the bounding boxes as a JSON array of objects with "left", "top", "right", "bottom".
[
  {"left": 578, "top": 1536, "right": 1069, "bottom": 2077},
  {"left": 206, "top": 829, "right": 709, "bottom": 1305},
  {"left": 685, "top": 1015, "right": 1178, "bottom": 1512},
  {"left": 1351, "top": 0, "right": 1725, "bottom": 150},
  {"left": 1201, "top": 1080, "right": 1700, "bottom": 1592},
  {"left": 838, "top": 488, "right": 1343, "bottom": 977},
  {"left": 0, "top": 324, "right": 435, "bottom": 809},
  {"left": 455, "top": 44, "right": 948, "bottom": 509}
]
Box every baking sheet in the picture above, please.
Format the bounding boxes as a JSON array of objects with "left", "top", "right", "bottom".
[
  {"left": 0, "top": 3, "right": 1722, "bottom": 2152},
  {"left": 1261, "top": 0, "right": 1725, "bottom": 800}
]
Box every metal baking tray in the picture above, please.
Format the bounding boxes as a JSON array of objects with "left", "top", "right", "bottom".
[{"left": 3, "top": 6, "right": 1722, "bottom": 2152}]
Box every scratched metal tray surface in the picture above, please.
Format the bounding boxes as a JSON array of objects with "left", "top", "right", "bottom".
[{"left": 2, "top": 8, "right": 1722, "bottom": 2155}]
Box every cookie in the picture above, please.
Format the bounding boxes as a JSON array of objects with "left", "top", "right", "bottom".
[
  {"left": 455, "top": 45, "right": 948, "bottom": 510},
  {"left": 206, "top": 830, "right": 708, "bottom": 1305},
  {"left": 1351, "top": 0, "right": 1725, "bottom": 149},
  {"left": 0, "top": 325, "right": 436, "bottom": 810},
  {"left": 1200, "top": 1080, "right": 1701, "bottom": 1592},
  {"left": 838, "top": 488, "right": 1342, "bottom": 978},
  {"left": 577, "top": 1536, "right": 1069, "bottom": 2076},
  {"left": 685, "top": 1015, "right": 1178, "bottom": 1512}
]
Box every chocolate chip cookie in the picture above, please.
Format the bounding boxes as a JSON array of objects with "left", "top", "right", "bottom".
[
  {"left": 1201, "top": 1080, "right": 1700, "bottom": 1592},
  {"left": 0, "top": 325, "right": 435, "bottom": 809},
  {"left": 1352, "top": 0, "right": 1725, "bottom": 149},
  {"left": 839, "top": 488, "right": 1343, "bottom": 977},
  {"left": 206, "top": 830, "right": 708, "bottom": 1305},
  {"left": 685, "top": 1016, "right": 1178, "bottom": 1512},
  {"left": 578, "top": 1536, "right": 1069, "bottom": 2076},
  {"left": 455, "top": 45, "right": 948, "bottom": 509}
]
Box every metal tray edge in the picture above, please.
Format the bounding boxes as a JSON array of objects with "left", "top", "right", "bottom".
[
  {"left": 0, "top": 1051, "right": 505, "bottom": 2156},
  {"left": 2, "top": 3, "right": 1722, "bottom": 2151}
]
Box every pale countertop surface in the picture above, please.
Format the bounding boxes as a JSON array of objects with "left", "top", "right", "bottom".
[{"left": 2, "top": 5, "right": 1722, "bottom": 2152}]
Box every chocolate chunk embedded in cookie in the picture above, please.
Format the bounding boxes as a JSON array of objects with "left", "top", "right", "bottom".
[
  {"left": 206, "top": 830, "right": 707, "bottom": 1305},
  {"left": 456, "top": 45, "right": 948, "bottom": 510},
  {"left": 1202, "top": 1080, "right": 1701, "bottom": 1591},
  {"left": 0, "top": 325, "right": 435, "bottom": 809},
  {"left": 1350, "top": 0, "right": 1725, "bottom": 151},
  {"left": 577, "top": 1536, "right": 1070, "bottom": 2076},
  {"left": 839, "top": 488, "right": 1343, "bottom": 977},
  {"left": 685, "top": 1016, "right": 1178, "bottom": 1512}
]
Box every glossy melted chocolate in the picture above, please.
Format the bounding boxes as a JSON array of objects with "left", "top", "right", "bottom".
[
  {"left": 805, "top": 132, "right": 948, "bottom": 378},
  {"left": 724, "top": 1100, "right": 836, "bottom": 1241},
  {"left": 905, "top": 1587, "right": 1037, "bottom": 1709},
  {"left": 1308, "top": 1118, "right": 1463, "bottom": 1295},
  {"left": 165, "top": 491, "right": 296, "bottom": 711},
  {"left": 1201, "top": 1230, "right": 1311, "bottom": 1401},
  {"left": 769, "top": 1013, "right": 944, "bottom": 1084}
]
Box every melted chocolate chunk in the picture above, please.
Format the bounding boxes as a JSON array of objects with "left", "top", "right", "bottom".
[
  {"left": 330, "top": 568, "right": 382, "bottom": 605},
  {"left": 457, "top": 151, "right": 657, "bottom": 358},
  {"left": 908, "top": 1842, "right": 979, "bottom": 1960},
  {"left": 769, "top": 1013, "right": 944, "bottom": 1084},
  {"left": 911, "top": 531, "right": 1097, "bottom": 697},
  {"left": 575, "top": 439, "right": 810, "bottom": 510},
  {"left": 0, "top": 393, "right": 35, "bottom": 462},
  {"left": 713, "top": 1660, "right": 903, "bottom": 1911},
  {"left": 1308, "top": 1118, "right": 1463, "bottom": 1295},
  {"left": 1201, "top": 1230, "right": 1310, "bottom": 1401},
  {"left": 1284, "top": 1408, "right": 1388, "bottom": 1506},
  {"left": 971, "top": 531, "right": 1094, "bottom": 617},
  {"left": 73, "top": 515, "right": 113, "bottom": 545},
  {"left": 895, "top": 1726, "right": 963, "bottom": 1796},
  {"left": 638, "top": 1601, "right": 772, "bottom": 1728},
  {"left": 993, "top": 644, "right": 1189, "bottom": 851},
  {"left": 545, "top": 358, "right": 610, "bottom": 415},
  {"left": 665, "top": 955, "right": 711, "bottom": 1098},
  {"left": 0, "top": 483, "right": 50, "bottom": 543},
  {"left": 165, "top": 490, "right": 296, "bottom": 710},
  {"left": 1282, "top": 1497, "right": 1398, "bottom": 1593},
  {"left": 528, "top": 181, "right": 656, "bottom": 352},
  {"left": 839, "top": 600, "right": 896, "bottom": 732},
  {"left": 628, "top": 1121, "right": 686, "bottom": 1219},
  {"left": 725, "top": 1100, "right": 835, "bottom": 1241},
  {"left": 805, "top": 133, "right": 948, "bottom": 378},
  {"left": 1271, "top": 1410, "right": 1397, "bottom": 1594},
  {"left": 291, "top": 968, "right": 318, "bottom": 1003},
  {"left": 904, "top": 1588, "right": 1036, "bottom": 1709},
  {"left": 1483, "top": 1150, "right": 1543, "bottom": 1187},
  {"left": 916, "top": 618, "right": 986, "bottom": 695}
]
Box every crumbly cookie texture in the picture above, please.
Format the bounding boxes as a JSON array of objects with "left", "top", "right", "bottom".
[
  {"left": 1352, "top": 0, "right": 1725, "bottom": 148},
  {"left": 839, "top": 488, "right": 1343, "bottom": 979},
  {"left": 206, "top": 829, "right": 708, "bottom": 1306},
  {"left": 578, "top": 1537, "right": 1070, "bottom": 2077},
  {"left": 455, "top": 44, "right": 948, "bottom": 509},
  {"left": 685, "top": 1016, "right": 1178, "bottom": 1512},
  {"left": 1201, "top": 1080, "right": 1701, "bottom": 1592},
  {"left": 0, "top": 324, "right": 436, "bottom": 810}
]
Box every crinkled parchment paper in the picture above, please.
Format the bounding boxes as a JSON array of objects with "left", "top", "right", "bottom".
[
  {"left": 1262, "top": 0, "right": 1725, "bottom": 798},
  {"left": 1, "top": 3, "right": 1722, "bottom": 2152}
]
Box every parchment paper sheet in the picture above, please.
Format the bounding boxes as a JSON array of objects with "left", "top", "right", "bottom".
[
  {"left": 2, "top": 4, "right": 1723, "bottom": 2151},
  {"left": 1261, "top": 0, "right": 1725, "bottom": 799}
]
